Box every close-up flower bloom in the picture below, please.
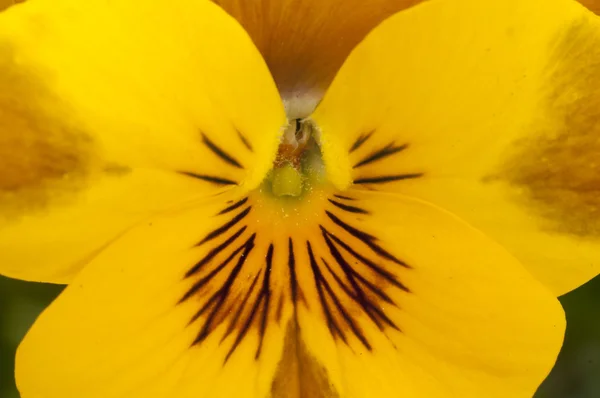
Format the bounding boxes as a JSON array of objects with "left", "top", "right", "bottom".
[{"left": 1, "top": 0, "right": 600, "bottom": 397}]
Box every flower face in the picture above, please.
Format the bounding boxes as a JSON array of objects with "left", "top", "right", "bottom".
[{"left": 1, "top": 0, "right": 599, "bottom": 397}]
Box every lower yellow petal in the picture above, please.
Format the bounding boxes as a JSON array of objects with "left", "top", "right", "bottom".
[
  {"left": 17, "top": 190, "right": 292, "bottom": 398},
  {"left": 0, "top": 0, "right": 285, "bottom": 283},
  {"left": 17, "top": 186, "right": 564, "bottom": 398},
  {"left": 288, "top": 191, "right": 564, "bottom": 398},
  {"left": 312, "top": 0, "right": 600, "bottom": 296}
]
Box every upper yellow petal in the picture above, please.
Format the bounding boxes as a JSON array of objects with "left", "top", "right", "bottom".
[
  {"left": 581, "top": 0, "right": 600, "bottom": 12},
  {"left": 312, "top": 0, "right": 600, "bottom": 295},
  {"left": 213, "top": 0, "right": 425, "bottom": 117},
  {"left": 0, "top": 0, "right": 286, "bottom": 283}
]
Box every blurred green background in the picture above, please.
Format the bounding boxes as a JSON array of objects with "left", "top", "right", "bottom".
[{"left": 1, "top": 275, "right": 599, "bottom": 397}]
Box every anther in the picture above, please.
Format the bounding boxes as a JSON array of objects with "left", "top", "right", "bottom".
[{"left": 271, "top": 119, "right": 316, "bottom": 197}]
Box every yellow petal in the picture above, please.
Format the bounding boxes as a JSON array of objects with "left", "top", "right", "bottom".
[
  {"left": 17, "top": 187, "right": 565, "bottom": 398},
  {"left": 213, "top": 0, "right": 424, "bottom": 117},
  {"left": 312, "top": 0, "right": 600, "bottom": 296},
  {"left": 17, "top": 189, "right": 293, "bottom": 398},
  {"left": 285, "top": 191, "right": 564, "bottom": 398},
  {"left": 0, "top": 0, "right": 286, "bottom": 283}
]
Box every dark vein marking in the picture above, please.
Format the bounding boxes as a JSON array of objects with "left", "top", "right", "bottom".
[
  {"left": 326, "top": 211, "right": 409, "bottom": 268},
  {"left": 326, "top": 210, "right": 375, "bottom": 240},
  {"left": 321, "top": 257, "right": 399, "bottom": 332},
  {"left": 319, "top": 257, "right": 382, "bottom": 330},
  {"left": 180, "top": 193, "right": 412, "bottom": 360},
  {"left": 218, "top": 197, "right": 249, "bottom": 215},
  {"left": 183, "top": 237, "right": 252, "bottom": 306},
  {"left": 187, "top": 226, "right": 247, "bottom": 277},
  {"left": 354, "top": 173, "right": 423, "bottom": 185},
  {"left": 353, "top": 143, "right": 408, "bottom": 168},
  {"left": 193, "top": 233, "right": 256, "bottom": 346},
  {"left": 321, "top": 231, "right": 401, "bottom": 332},
  {"left": 224, "top": 243, "right": 272, "bottom": 362},
  {"left": 297, "top": 287, "right": 308, "bottom": 308},
  {"left": 237, "top": 130, "right": 253, "bottom": 152},
  {"left": 307, "top": 241, "right": 347, "bottom": 344},
  {"left": 349, "top": 131, "right": 374, "bottom": 153},
  {"left": 320, "top": 228, "right": 398, "bottom": 301},
  {"left": 255, "top": 244, "right": 274, "bottom": 359},
  {"left": 222, "top": 271, "right": 262, "bottom": 341},
  {"left": 288, "top": 238, "right": 299, "bottom": 306},
  {"left": 275, "top": 293, "right": 285, "bottom": 324},
  {"left": 328, "top": 198, "right": 369, "bottom": 215},
  {"left": 322, "top": 226, "right": 409, "bottom": 292},
  {"left": 322, "top": 252, "right": 394, "bottom": 305},
  {"left": 333, "top": 194, "right": 357, "bottom": 201},
  {"left": 199, "top": 206, "right": 251, "bottom": 245},
  {"left": 202, "top": 133, "right": 243, "bottom": 169},
  {"left": 308, "top": 241, "right": 372, "bottom": 350},
  {"left": 219, "top": 293, "right": 243, "bottom": 328},
  {"left": 178, "top": 171, "right": 237, "bottom": 186}
]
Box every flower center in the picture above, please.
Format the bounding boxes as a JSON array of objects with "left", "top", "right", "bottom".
[{"left": 266, "top": 118, "right": 326, "bottom": 197}]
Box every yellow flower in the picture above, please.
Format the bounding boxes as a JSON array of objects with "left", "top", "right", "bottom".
[{"left": 1, "top": 0, "right": 599, "bottom": 397}]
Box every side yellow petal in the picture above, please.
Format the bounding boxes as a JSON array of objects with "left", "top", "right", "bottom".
[
  {"left": 284, "top": 191, "right": 564, "bottom": 398},
  {"left": 312, "top": 0, "right": 600, "bottom": 295},
  {"left": 0, "top": 0, "right": 286, "bottom": 283}
]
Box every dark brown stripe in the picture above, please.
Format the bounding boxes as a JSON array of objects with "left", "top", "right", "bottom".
[
  {"left": 237, "top": 130, "right": 253, "bottom": 152},
  {"left": 321, "top": 231, "right": 400, "bottom": 331},
  {"left": 321, "top": 231, "right": 384, "bottom": 328},
  {"left": 178, "top": 171, "right": 237, "bottom": 185},
  {"left": 307, "top": 241, "right": 347, "bottom": 344},
  {"left": 222, "top": 270, "right": 262, "bottom": 341},
  {"left": 182, "top": 240, "right": 250, "bottom": 305},
  {"left": 333, "top": 194, "right": 357, "bottom": 201},
  {"left": 288, "top": 238, "right": 299, "bottom": 306},
  {"left": 322, "top": 226, "right": 408, "bottom": 291},
  {"left": 354, "top": 173, "right": 423, "bottom": 185},
  {"left": 321, "top": 255, "right": 394, "bottom": 307},
  {"left": 307, "top": 241, "right": 371, "bottom": 350},
  {"left": 255, "top": 244, "right": 274, "bottom": 359},
  {"left": 275, "top": 293, "right": 285, "bottom": 324},
  {"left": 319, "top": 257, "right": 381, "bottom": 330},
  {"left": 321, "top": 257, "right": 398, "bottom": 332},
  {"left": 218, "top": 197, "right": 249, "bottom": 215},
  {"left": 202, "top": 133, "right": 244, "bottom": 169},
  {"left": 224, "top": 244, "right": 270, "bottom": 362},
  {"left": 349, "top": 131, "right": 374, "bottom": 153},
  {"left": 321, "top": 227, "right": 393, "bottom": 293},
  {"left": 199, "top": 206, "right": 251, "bottom": 245},
  {"left": 193, "top": 234, "right": 256, "bottom": 345},
  {"left": 187, "top": 226, "right": 247, "bottom": 277},
  {"left": 328, "top": 199, "right": 369, "bottom": 215},
  {"left": 326, "top": 211, "right": 409, "bottom": 268},
  {"left": 353, "top": 143, "right": 408, "bottom": 168},
  {"left": 325, "top": 210, "right": 375, "bottom": 241}
]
